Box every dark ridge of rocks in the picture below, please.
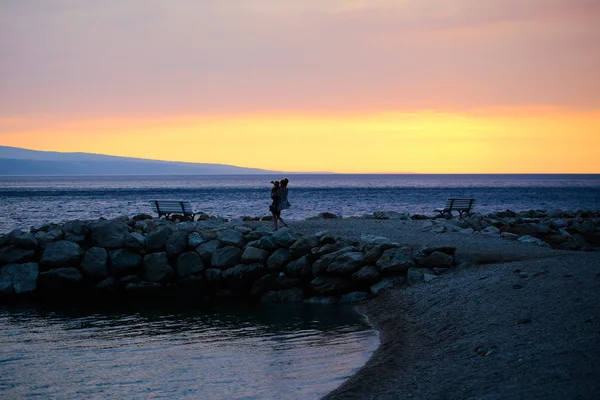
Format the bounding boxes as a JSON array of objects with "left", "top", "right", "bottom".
[{"left": 0, "top": 215, "right": 457, "bottom": 302}]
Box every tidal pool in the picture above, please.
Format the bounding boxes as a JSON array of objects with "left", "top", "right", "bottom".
[{"left": 0, "top": 302, "right": 378, "bottom": 399}]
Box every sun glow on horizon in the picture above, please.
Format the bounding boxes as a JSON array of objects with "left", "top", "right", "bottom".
[{"left": 0, "top": 108, "right": 598, "bottom": 174}]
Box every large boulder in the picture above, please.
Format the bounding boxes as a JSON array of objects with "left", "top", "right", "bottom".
[
  {"left": 166, "top": 230, "right": 188, "bottom": 258},
  {"left": 289, "top": 236, "right": 319, "bottom": 259},
  {"left": 124, "top": 232, "right": 146, "bottom": 251},
  {"left": 211, "top": 246, "right": 242, "bottom": 269},
  {"left": 39, "top": 241, "right": 83, "bottom": 270},
  {"left": 285, "top": 255, "right": 311, "bottom": 278},
  {"left": 196, "top": 240, "right": 221, "bottom": 264},
  {"left": 109, "top": 249, "right": 143, "bottom": 277},
  {"left": 217, "top": 230, "right": 245, "bottom": 248},
  {"left": 256, "top": 235, "right": 279, "bottom": 251},
  {"left": 38, "top": 267, "right": 83, "bottom": 291},
  {"left": 0, "top": 245, "right": 36, "bottom": 266},
  {"left": 310, "top": 276, "right": 351, "bottom": 295},
  {"left": 272, "top": 229, "right": 296, "bottom": 248},
  {"left": 376, "top": 247, "right": 415, "bottom": 275},
  {"left": 34, "top": 229, "right": 64, "bottom": 247},
  {"left": 266, "top": 248, "right": 291, "bottom": 271},
  {"left": 81, "top": 247, "right": 108, "bottom": 279},
  {"left": 326, "top": 252, "right": 366, "bottom": 276},
  {"left": 311, "top": 247, "right": 357, "bottom": 277},
  {"left": 187, "top": 232, "right": 205, "bottom": 248},
  {"left": 351, "top": 266, "right": 380, "bottom": 283},
  {"left": 241, "top": 246, "right": 270, "bottom": 264},
  {"left": 261, "top": 288, "right": 304, "bottom": 303},
  {"left": 175, "top": 251, "right": 204, "bottom": 278},
  {"left": 145, "top": 228, "right": 172, "bottom": 253},
  {"left": 417, "top": 251, "right": 453, "bottom": 269},
  {"left": 250, "top": 273, "right": 279, "bottom": 298},
  {"left": 339, "top": 292, "right": 369, "bottom": 304},
  {"left": 90, "top": 220, "right": 129, "bottom": 248},
  {"left": 222, "top": 264, "right": 268, "bottom": 290},
  {"left": 142, "top": 253, "right": 174, "bottom": 282},
  {"left": 12, "top": 233, "right": 39, "bottom": 250},
  {"left": 0, "top": 263, "right": 38, "bottom": 295}
]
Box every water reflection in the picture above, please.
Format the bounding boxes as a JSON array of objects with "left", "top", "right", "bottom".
[{"left": 0, "top": 302, "right": 378, "bottom": 399}]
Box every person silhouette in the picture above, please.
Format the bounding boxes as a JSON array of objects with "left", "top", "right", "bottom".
[{"left": 270, "top": 180, "right": 282, "bottom": 231}]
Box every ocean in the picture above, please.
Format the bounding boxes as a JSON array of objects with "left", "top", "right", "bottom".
[{"left": 1, "top": 174, "right": 599, "bottom": 234}]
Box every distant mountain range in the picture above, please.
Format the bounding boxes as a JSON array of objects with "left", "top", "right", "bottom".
[{"left": 0, "top": 146, "right": 277, "bottom": 175}]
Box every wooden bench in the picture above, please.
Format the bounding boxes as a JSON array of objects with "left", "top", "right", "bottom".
[
  {"left": 435, "top": 198, "right": 476, "bottom": 218},
  {"left": 150, "top": 200, "right": 197, "bottom": 220}
]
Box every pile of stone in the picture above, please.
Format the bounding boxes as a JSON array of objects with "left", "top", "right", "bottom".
[
  {"left": 420, "top": 209, "right": 600, "bottom": 251},
  {"left": 0, "top": 215, "right": 456, "bottom": 302}
]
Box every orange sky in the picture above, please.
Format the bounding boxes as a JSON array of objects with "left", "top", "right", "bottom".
[{"left": 1, "top": 1, "right": 599, "bottom": 173}]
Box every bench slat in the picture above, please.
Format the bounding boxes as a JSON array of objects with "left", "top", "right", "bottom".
[{"left": 150, "top": 200, "right": 195, "bottom": 217}]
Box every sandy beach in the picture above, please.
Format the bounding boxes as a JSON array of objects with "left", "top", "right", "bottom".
[{"left": 280, "top": 219, "right": 600, "bottom": 400}]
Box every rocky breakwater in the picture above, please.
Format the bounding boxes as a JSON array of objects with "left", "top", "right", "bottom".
[
  {"left": 0, "top": 215, "right": 456, "bottom": 302},
  {"left": 419, "top": 209, "right": 600, "bottom": 251}
]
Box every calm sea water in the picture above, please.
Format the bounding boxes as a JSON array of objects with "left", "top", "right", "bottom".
[
  {"left": 1, "top": 174, "right": 599, "bottom": 233},
  {"left": 0, "top": 303, "right": 378, "bottom": 399}
]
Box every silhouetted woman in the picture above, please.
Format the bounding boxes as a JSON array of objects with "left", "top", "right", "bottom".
[{"left": 270, "top": 180, "right": 282, "bottom": 231}]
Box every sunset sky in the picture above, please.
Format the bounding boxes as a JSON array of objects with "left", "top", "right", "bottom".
[{"left": 1, "top": 0, "right": 599, "bottom": 173}]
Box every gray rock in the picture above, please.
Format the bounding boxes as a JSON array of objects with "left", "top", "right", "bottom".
[
  {"left": 279, "top": 287, "right": 305, "bottom": 302},
  {"left": 339, "top": 292, "right": 369, "bottom": 304},
  {"left": 142, "top": 253, "right": 174, "bottom": 282},
  {"left": 285, "top": 255, "right": 311, "bottom": 278},
  {"left": 370, "top": 279, "right": 395, "bottom": 294},
  {"left": 222, "top": 263, "right": 267, "bottom": 290},
  {"left": 124, "top": 232, "right": 146, "bottom": 251},
  {"left": 376, "top": 247, "right": 415, "bottom": 275},
  {"left": 145, "top": 228, "right": 172, "bottom": 253},
  {"left": 261, "top": 288, "right": 304, "bottom": 303},
  {"left": 407, "top": 268, "right": 424, "bottom": 285},
  {"left": 267, "top": 248, "right": 291, "bottom": 271},
  {"left": 481, "top": 226, "right": 501, "bottom": 235},
  {"left": 35, "top": 229, "right": 64, "bottom": 247},
  {"left": 257, "top": 235, "right": 279, "bottom": 251},
  {"left": 501, "top": 232, "right": 520, "bottom": 241},
  {"left": 211, "top": 246, "right": 242, "bottom": 269},
  {"left": 96, "top": 277, "right": 118, "bottom": 292},
  {"left": 326, "top": 252, "right": 366, "bottom": 276},
  {"left": 289, "top": 236, "right": 319, "bottom": 259},
  {"left": 311, "top": 247, "right": 358, "bottom": 277},
  {"left": 272, "top": 229, "right": 296, "bottom": 248},
  {"left": 241, "top": 246, "right": 270, "bottom": 264},
  {"left": 518, "top": 235, "right": 550, "bottom": 247},
  {"left": 109, "top": 249, "right": 143, "bottom": 277},
  {"left": 250, "top": 273, "right": 279, "bottom": 298},
  {"left": 0, "top": 263, "right": 38, "bottom": 295},
  {"left": 352, "top": 266, "right": 380, "bottom": 283},
  {"left": 187, "top": 232, "right": 205, "bottom": 248},
  {"left": 423, "top": 273, "right": 438, "bottom": 282},
  {"left": 13, "top": 233, "right": 38, "bottom": 250},
  {"left": 90, "top": 220, "right": 129, "bottom": 248},
  {"left": 40, "top": 240, "right": 83, "bottom": 270},
  {"left": 0, "top": 245, "right": 36, "bottom": 266},
  {"left": 311, "top": 276, "right": 351, "bottom": 295},
  {"left": 303, "top": 296, "right": 337, "bottom": 305},
  {"left": 38, "top": 267, "right": 83, "bottom": 290},
  {"left": 312, "top": 242, "right": 354, "bottom": 258},
  {"left": 460, "top": 228, "right": 475, "bottom": 234},
  {"left": 175, "top": 251, "right": 204, "bottom": 278},
  {"left": 203, "top": 268, "right": 222, "bottom": 285},
  {"left": 177, "top": 274, "right": 204, "bottom": 292},
  {"left": 81, "top": 247, "right": 108, "bottom": 279},
  {"left": 120, "top": 275, "right": 141, "bottom": 284},
  {"left": 125, "top": 281, "right": 163, "bottom": 293},
  {"left": 360, "top": 234, "right": 397, "bottom": 246},
  {"left": 166, "top": 230, "right": 188, "bottom": 258},
  {"left": 372, "top": 211, "right": 409, "bottom": 220},
  {"left": 418, "top": 251, "right": 453, "bottom": 268},
  {"left": 217, "top": 229, "right": 245, "bottom": 248},
  {"left": 196, "top": 240, "right": 221, "bottom": 264}
]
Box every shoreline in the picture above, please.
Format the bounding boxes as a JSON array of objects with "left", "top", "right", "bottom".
[{"left": 292, "top": 219, "right": 600, "bottom": 399}]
